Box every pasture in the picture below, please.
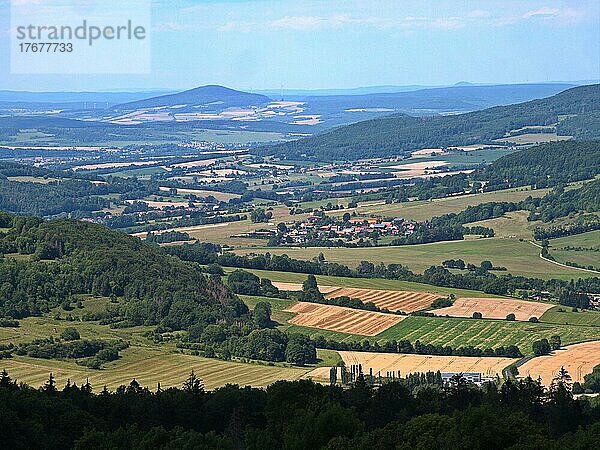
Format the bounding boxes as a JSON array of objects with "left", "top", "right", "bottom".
[
  {"left": 541, "top": 306, "right": 600, "bottom": 328},
  {"left": 469, "top": 210, "right": 534, "bottom": 239},
  {"left": 549, "top": 230, "right": 600, "bottom": 270},
  {"left": 496, "top": 133, "right": 572, "bottom": 145},
  {"left": 325, "top": 287, "right": 441, "bottom": 313},
  {"left": 6, "top": 176, "right": 61, "bottom": 184},
  {"left": 431, "top": 297, "right": 555, "bottom": 322},
  {"left": 329, "top": 186, "right": 550, "bottom": 221},
  {"left": 237, "top": 236, "right": 592, "bottom": 280},
  {"left": 283, "top": 302, "right": 406, "bottom": 336},
  {"left": 518, "top": 341, "right": 600, "bottom": 386},
  {"left": 398, "top": 147, "right": 518, "bottom": 166}
]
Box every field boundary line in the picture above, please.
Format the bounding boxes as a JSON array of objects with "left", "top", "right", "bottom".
[{"left": 528, "top": 241, "right": 600, "bottom": 275}]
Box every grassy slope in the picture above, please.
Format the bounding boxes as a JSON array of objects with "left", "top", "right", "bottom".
[
  {"left": 0, "top": 349, "right": 308, "bottom": 391},
  {"left": 549, "top": 230, "right": 600, "bottom": 269},
  {"left": 541, "top": 305, "right": 600, "bottom": 327},
  {"left": 0, "top": 296, "right": 309, "bottom": 390},
  {"left": 330, "top": 186, "right": 549, "bottom": 221},
  {"left": 235, "top": 236, "right": 592, "bottom": 280}
]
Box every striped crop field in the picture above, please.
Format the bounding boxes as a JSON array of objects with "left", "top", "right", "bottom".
[
  {"left": 518, "top": 341, "right": 600, "bottom": 386},
  {"left": 339, "top": 351, "right": 513, "bottom": 378},
  {"left": 271, "top": 282, "right": 340, "bottom": 293},
  {"left": 0, "top": 347, "right": 309, "bottom": 391},
  {"left": 432, "top": 297, "right": 555, "bottom": 321},
  {"left": 326, "top": 287, "right": 441, "bottom": 313},
  {"left": 283, "top": 302, "right": 406, "bottom": 336}
]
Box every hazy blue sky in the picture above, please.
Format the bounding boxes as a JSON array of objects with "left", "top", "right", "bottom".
[{"left": 1, "top": 0, "right": 599, "bottom": 91}]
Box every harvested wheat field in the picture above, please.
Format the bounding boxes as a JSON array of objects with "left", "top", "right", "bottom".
[
  {"left": 284, "top": 302, "right": 406, "bottom": 336},
  {"left": 326, "top": 287, "right": 441, "bottom": 313},
  {"left": 271, "top": 282, "right": 340, "bottom": 294},
  {"left": 302, "top": 366, "right": 333, "bottom": 381},
  {"left": 431, "top": 297, "right": 554, "bottom": 321},
  {"left": 518, "top": 341, "right": 600, "bottom": 386},
  {"left": 0, "top": 348, "right": 308, "bottom": 390},
  {"left": 338, "top": 351, "right": 514, "bottom": 377}
]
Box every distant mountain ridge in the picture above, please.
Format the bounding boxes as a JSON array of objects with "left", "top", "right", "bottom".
[
  {"left": 296, "top": 83, "right": 575, "bottom": 119},
  {"left": 114, "top": 85, "right": 271, "bottom": 111},
  {"left": 0, "top": 90, "right": 173, "bottom": 106},
  {"left": 254, "top": 84, "right": 600, "bottom": 161}
]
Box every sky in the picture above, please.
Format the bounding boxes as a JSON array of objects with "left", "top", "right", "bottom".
[{"left": 0, "top": 0, "right": 599, "bottom": 92}]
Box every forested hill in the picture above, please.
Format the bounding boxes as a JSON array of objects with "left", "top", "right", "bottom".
[
  {"left": 114, "top": 85, "right": 270, "bottom": 111},
  {"left": 0, "top": 161, "right": 158, "bottom": 217},
  {"left": 477, "top": 141, "right": 600, "bottom": 190},
  {"left": 0, "top": 215, "right": 245, "bottom": 326},
  {"left": 255, "top": 84, "right": 600, "bottom": 161}
]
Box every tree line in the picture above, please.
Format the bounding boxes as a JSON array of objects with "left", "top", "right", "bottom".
[
  {"left": 0, "top": 364, "right": 597, "bottom": 449},
  {"left": 165, "top": 243, "right": 600, "bottom": 300}
]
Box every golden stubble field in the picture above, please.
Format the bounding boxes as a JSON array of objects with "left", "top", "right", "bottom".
[
  {"left": 0, "top": 347, "right": 309, "bottom": 391},
  {"left": 305, "top": 351, "right": 514, "bottom": 380},
  {"left": 283, "top": 302, "right": 406, "bottom": 336},
  {"left": 326, "top": 287, "right": 441, "bottom": 313},
  {"left": 431, "top": 297, "right": 555, "bottom": 321},
  {"left": 518, "top": 341, "right": 600, "bottom": 386},
  {"left": 271, "top": 282, "right": 340, "bottom": 294}
]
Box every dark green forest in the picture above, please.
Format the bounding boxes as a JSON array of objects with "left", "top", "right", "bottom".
[
  {"left": 0, "top": 162, "right": 157, "bottom": 217},
  {"left": 477, "top": 141, "right": 600, "bottom": 190},
  {"left": 256, "top": 84, "right": 600, "bottom": 161},
  {"left": 1, "top": 368, "right": 600, "bottom": 449}
]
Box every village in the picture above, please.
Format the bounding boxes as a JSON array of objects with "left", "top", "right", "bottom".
[{"left": 270, "top": 213, "right": 419, "bottom": 247}]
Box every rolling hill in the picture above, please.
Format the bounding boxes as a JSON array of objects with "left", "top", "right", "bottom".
[
  {"left": 296, "top": 83, "right": 575, "bottom": 115},
  {"left": 114, "top": 85, "right": 271, "bottom": 112},
  {"left": 255, "top": 84, "right": 600, "bottom": 161}
]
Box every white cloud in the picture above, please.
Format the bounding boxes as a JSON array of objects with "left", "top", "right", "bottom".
[
  {"left": 219, "top": 14, "right": 352, "bottom": 32},
  {"left": 523, "top": 7, "right": 560, "bottom": 19},
  {"left": 268, "top": 16, "right": 329, "bottom": 31},
  {"left": 193, "top": 4, "right": 598, "bottom": 34},
  {"left": 519, "top": 6, "right": 593, "bottom": 25},
  {"left": 217, "top": 13, "right": 467, "bottom": 33}
]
